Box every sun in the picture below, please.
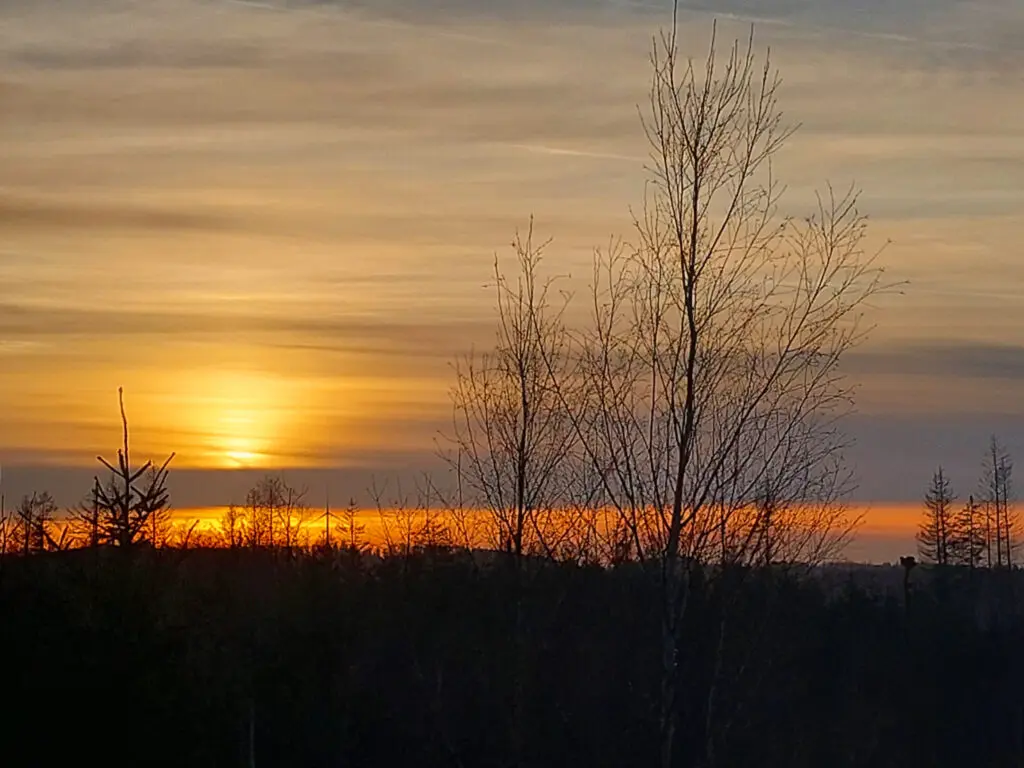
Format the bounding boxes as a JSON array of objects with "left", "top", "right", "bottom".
[
  {"left": 183, "top": 368, "right": 291, "bottom": 469},
  {"left": 218, "top": 408, "right": 267, "bottom": 467}
]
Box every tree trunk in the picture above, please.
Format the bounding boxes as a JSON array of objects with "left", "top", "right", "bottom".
[
  {"left": 659, "top": 618, "right": 678, "bottom": 768},
  {"left": 659, "top": 556, "right": 686, "bottom": 768}
]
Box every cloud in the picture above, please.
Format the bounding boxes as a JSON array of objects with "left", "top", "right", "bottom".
[
  {"left": 10, "top": 39, "right": 274, "bottom": 71},
  {"left": 0, "top": 301, "right": 479, "bottom": 359},
  {"left": 0, "top": 194, "right": 235, "bottom": 233},
  {"left": 846, "top": 341, "right": 1024, "bottom": 381}
]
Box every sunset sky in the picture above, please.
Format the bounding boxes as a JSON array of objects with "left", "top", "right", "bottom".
[{"left": 2, "top": 0, "right": 1023, "bottom": 562}]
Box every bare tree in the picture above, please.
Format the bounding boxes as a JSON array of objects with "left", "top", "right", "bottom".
[
  {"left": 979, "top": 436, "right": 1016, "bottom": 568},
  {"left": 0, "top": 477, "right": 12, "bottom": 582},
  {"left": 219, "top": 504, "right": 245, "bottom": 548},
  {"left": 274, "top": 481, "right": 308, "bottom": 552},
  {"left": 413, "top": 475, "right": 452, "bottom": 550},
  {"left": 0, "top": 491, "right": 13, "bottom": 560},
  {"left": 445, "top": 220, "right": 578, "bottom": 564},
  {"left": 515, "top": 14, "right": 887, "bottom": 767},
  {"left": 240, "top": 475, "right": 307, "bottom": 550},
  {"left": 171, "top": 518, "right": 202, "bottom": 549},
  {"left": 92, "top": 388, "right": 174, "bottom": 548},
  {"left": 372, "top": 476, "right": 451, "bottom": 555},
  {"left": 241, "top": 489, "right": 271, "bottom": 549},
  {"left": 443, "top": 223, "right": 588, "bottom": 768},
  {"left": 437, "top": 5, "right": 885, "bottom": 762},
  {"left": 14, "top": 491, "right": 59, "bottom": 554},
  {"left": 917, "top": 467, "right": 955, "bottom": 565},
  {"left": 424, "top": 454, "right": 491, "bottom": 554},
  {"left": 372, "top": 478, "right": 417, "bottom": 557}
]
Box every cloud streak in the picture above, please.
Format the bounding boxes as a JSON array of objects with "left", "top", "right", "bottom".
[{"left": 847, "top": 341, "right": 1024, "bottom": 381}]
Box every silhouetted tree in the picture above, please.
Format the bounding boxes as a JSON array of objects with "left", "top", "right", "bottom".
[
  {"left": 273, "top": 480, "right": 308, "bottom": 551},
  {"left": 373, "top": 479, "right": 418, "bottom": 557},
  {"left": 171, "top": 518, "right": 201, "bottom": 549},
  {"left": 139, "top": 474, "right": 174, "bottom": 547},
  {"left": 446, "top": 219, "right": 578, "bottom": 564},
  {"left": 979, "top": 436, "right": 1016, "bottom": 568},
  {"left": 340, "top": 498, "right": 366, "bottom": 552},
  {"left": 92, "top": 388, "right": 174, "bottom": 548},
  {"left": 527, "top": 13, "right": 886, "bottom": 766},
  {"left": 219, "top": 504, "right": 244, "bottom": 548},
  {"left": 444, "top": 224, "right": 587, "bottom": 767},
  {"left": 0, "top": 490, "right": 13, "bottom": 560},
  {"left": 74, "top": 484, "right": 103, "bottom": 549},
  {"left": 950, "top": 494, "right": 985, "bottom": 569},
  {"left": 14, "top": 491, "right": 58, "bottom": 554},
  {"left": 240, "top": 475, "right": 307, "bottom": 549},
  {"left": 917, "top": 467, "right": 955, "bottom": 565},
  {"left": 372, "top": 477, "right": 452, "bottom": 555}
]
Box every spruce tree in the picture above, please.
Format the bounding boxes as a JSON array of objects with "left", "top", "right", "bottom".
[
  {"left": 917, "top": 467, "right": 955, "bottom": 565},
  {"left": 950, "top": 494, "right": 985, "bottom": 569}
]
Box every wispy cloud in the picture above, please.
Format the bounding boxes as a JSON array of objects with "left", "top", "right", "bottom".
[
  {"left": 501, "top": 143, "right": 644, "bottom": 163},
  {"left": 847, "top": 341, "right": 1024, "bottom": 382},
  {"left": 0, "top": 194, "right": 235, "bottom": 233}
]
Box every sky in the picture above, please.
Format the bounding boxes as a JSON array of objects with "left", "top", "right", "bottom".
[{"left": 1, "top": 0, "right": 1023, "bottom": 562}]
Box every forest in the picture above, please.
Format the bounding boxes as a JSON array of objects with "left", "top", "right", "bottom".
[{"left": 4, "top": 533, "right": 1024, "bottom": 768}]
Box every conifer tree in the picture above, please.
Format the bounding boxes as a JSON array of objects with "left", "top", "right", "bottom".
[
  {"left": 917, "top": 467, "right": 955, "bottom": 565},
  {"left": 950, "top": 494, "right": 985, "bottom": 569}
]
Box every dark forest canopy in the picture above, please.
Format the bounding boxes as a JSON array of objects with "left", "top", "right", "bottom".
[{"left": 1, "top": 547, "right": 1023, "bottom": 768}]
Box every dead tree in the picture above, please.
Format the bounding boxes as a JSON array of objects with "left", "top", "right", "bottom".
[{"left": 979, "top": 436, "right": 1016, "bottom": 568}]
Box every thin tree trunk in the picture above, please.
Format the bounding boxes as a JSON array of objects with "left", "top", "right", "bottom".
[{"left": 659, "top": 590, "right": 679, "bottom": 768}]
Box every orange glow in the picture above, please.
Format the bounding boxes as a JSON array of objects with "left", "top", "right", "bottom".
[
  {"left": 857, "top": 504, "right": 921, "bottom": 535},
  {"left": 165, "top": 503, "right": 923, "bottom": 552},
  {"left": 178, "top": 369, "right": 293, "bottom": 469}
]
